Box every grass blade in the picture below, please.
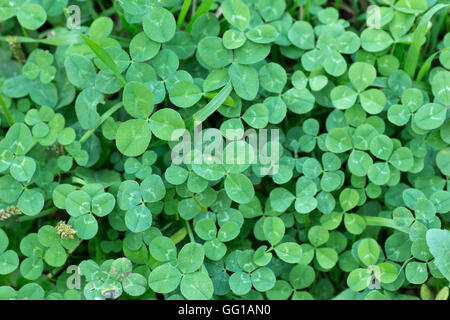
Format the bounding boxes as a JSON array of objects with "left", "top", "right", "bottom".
[
  {"left": 81, "top": 35, "right": 127, "bottom": 86},
  {"left": 177, "top": 0, "right": 192, "bottom": 28},
  {"left": 185, "top": 0, "right": 214, "bottom": 32},
  {"left": 193, "top": 82, "right": 232, "bottom": 124},
  {"left": 416, "top": 47, "right": 450, "bottom": 82},
  {"left": 0, "top": 93, "right": 14, "bottom": 126},
  {"left": 80, "top": 102, "right": 123, "bottom": 144},
  {"left": 0, "top": 33, "right": 83, "bottom": 46},
  {"left": 404, "top": 3, "right": 449, "bottom": 78}
]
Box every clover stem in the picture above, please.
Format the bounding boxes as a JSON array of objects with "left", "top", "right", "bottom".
[
  {"left": 364, "top": 216, "right": 409, "bottom": 234},
  {"left": 390, "top": 42, "right": 396, "bottom": 55},
  {"left": 193, "top": 197, "right": 206, "bottom": 211},
  {"left": 184, "top": 219, "right": 196, "bottom": 243},
  {"left": 0, "top": 93, "right": 14, "bottom": 127},
  {"left": 265, "top": 246, "right": 274, "bottom": 254},
  {"left": 302, "top": 214, "right": 309, "bottom": 235},
  {"left": 170, "top": 227, "right": 188, "bottom": 245},
  {"left": 80, "top": 102, "right": 123, "bottom": 144},
  {"left": 17, "top": 207, "right": 58, "bottom": 222}
]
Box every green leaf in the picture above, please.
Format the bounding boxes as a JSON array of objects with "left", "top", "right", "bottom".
[
  {"left": 263, "top": 217, "right": 285, "bottom": 246},
  {"left": 0, "top": 250, "right": 19, "bottom": 275},
  {"left": 229, "top": 271, "right": 252, "bottom": 295},
  {"left": 222, "top": 0, "right": 250, "bottom": 31},
  {"left": 17, "top": 4, "right": 46, "bottom": 30},
  {"left": 178, "top": 242, "right": 205, "bottom": 273},
  {"left": 81, "top": 35, "right": 126, "bottom": 86},
  {"left": 180, "top": 272, "right": 214, "bottom": 300},
  {"left": 357, "top": 239, "right": 380, "bottom": 266},
  {"left": 224, "top": 173, "right": 255, "bottom": 204},
  {"left": 316, "top": 247, "right": 338, "bottom": 269},
  {"left": 44, "top": 244, "right": 67, "bottom": 267},
  {"left": 339, "top": 188, "right": 359, "bottom": 212},
  {"left": 405, "top": 261, "right": 428, "bottom": 284},
  {"left": 413, "top": 103, "right": 447, "bottom": 130},
  {"left": 288, "top": 21, "right": 315, "bottom": 50},
  {"left": 168, "top": 80, "right": 202, "bottom": 108},
  {"left": 143, "top": 7, "right": 176, "bottom": 43},
  {"left": 275, "top": 242, "right": 302, "bottom": 264},
  {"left": 360, "top": 29, "right": 393, "bottom": 52},
  {"left": 123, "top": 273, "right": 147, "bottom": 296},
  {"left": 148, "top": 263, "right": 181, "bottom": 293},
  {"left": 251, "top": 267, "right": 276, "bottom": 292},
  {"left": 246, "top": 25, "right": 278, "bottom": 44},
  {"left": 308, "top": 225, "right": 329, "bottom": 247},
  {"left": 431, "top": 71, "right": 449, "bottom": 105},
  {"left": 149, "top": 236, "right": 177, "bottom": 262},
  {"left": 326, "top": 128, "right": 353, "bottom": 153},
  {"left": 65, "top": 190, "right": 91, "bottom": 217},
  {"left": 426, "top": 229, "right": 450, "bottom": 281},
  {"left": 18, "top": 189, "right": 44, "bottom": 216},
  {"left": 404, "top": 3, "right": 450, "bottom": 77},
  {"left": 125, "top": 204, "right": 152, "bottom": 233},
  {"left": 229, "top": 64, "right": 259, "bottom": 101},
  {"left": 259, "top": 63, "right": 287, "bottom": 93},
  {"left": 116, "top": 119, "right": 152, "bottom": 157},
  {"left": 197, "top": 37, "right": 233, "bottom": 69},
  {"left": 69, "top": 214, "right": 98, "bottom": 240},
  {"left": 149, "top": 108, "right": 185, "bottom": 141},
  {"left": 331, "top": 86, "right": 357, "bottom": 110},
  {"left": 347, "top": 268, "right": 370, "bottom": 292},
  {"left": 123, "top": 82, "right": 154, "bottom": 119}
]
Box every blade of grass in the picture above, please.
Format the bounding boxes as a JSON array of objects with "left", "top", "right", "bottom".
[
  {"left": 0, "top": 93, "right": 14, "bottom": 126},
  {"left": 81, "top": 35, "right": 127, "bottom": 86},
  {"left": 364, "top": 216, "right": 409, "bottom": 234},
  {"left": 177, "top": 0, "right": 192, "bottom": 28},
  {"left": 80, "top": 102, "right": 123, "bottom": 144},
  {"left": 170, "top": 227, "right": 188, "bottom": 245},
  {"left": 204, "top": 92, "right": 235, "bottom": 107},
  {"left": 113, "top": 0, "right": 139, "bottom": 37},
  {"left": 404, "top": 3, "right": 449, "bottom": 78},
  {"left": 429, "top": 7, "right": 448, "bottom": 55},
  {"left": 193, "top": 82, "right": 232, "bottom": 124},
  {"left": 0, "top": 33, "right": 83, "bottom": 46},
  {"left": 185, "top": 0, "right": 214, "bottom": 32},
  {"left": 416, "top": 47, "right": 450, "bottom": 82},
  {"left": 288, "top": 0, "right": 299, "bottom": 15},
  {"left": 303, "top": 0, "right": 310, "bottom": 21}
]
